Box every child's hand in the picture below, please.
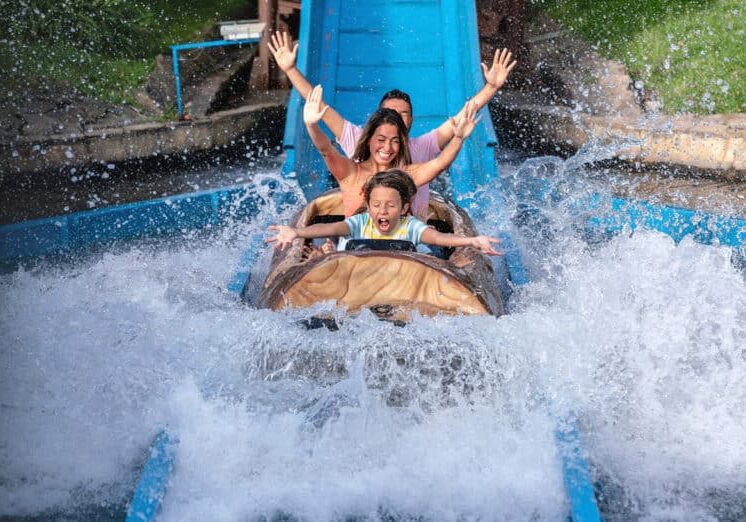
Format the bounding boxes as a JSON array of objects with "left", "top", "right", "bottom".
[
  {"left": 453, "top": 99, "right": 481, "bottom": 141},
  {"left": 303, "top": 238, "right": 335, "bottom": 259},
  {"left": 303, "top": 244, "right": 324, "bottom": 260},
  {"left": 481, "top": 48, "right": 517, "bottom": 91},
  {"left": 471, "top": 235, "right": 502, "bottom": 256},
  {"left": 268, "top": 31, "right": 298, "bottom": 72},
  {"left": 303, "top": 85, "right": 328, "bottom": 125},
  {"left": 266, "top": 225, "right": 299, "bottom": 251},
  {"left": 320, "top": 238, "right": 336, "bottom": 254}
]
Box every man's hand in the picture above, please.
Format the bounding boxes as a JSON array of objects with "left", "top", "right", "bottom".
[
  {"left": 481, "top": 48, "right": 517, "bottom": 91},
  {"left": 268, "top": 31, "right": 298, "bottom": 73}
]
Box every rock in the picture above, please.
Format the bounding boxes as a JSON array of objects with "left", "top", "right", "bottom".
[
  {"left": 477, "top": 0, "right": 530, "bottom": 85},
  {"left": 525, "top": 16, "right": 642, "bottom": 117}
]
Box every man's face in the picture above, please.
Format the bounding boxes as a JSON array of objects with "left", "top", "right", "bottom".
[{"left": 381, "top": 98, "right": 413, "bottom": 131}]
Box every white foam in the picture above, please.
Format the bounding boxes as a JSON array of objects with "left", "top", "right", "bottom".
[{"left": 2, "top": 165, "right": 745, "bottom": 519}]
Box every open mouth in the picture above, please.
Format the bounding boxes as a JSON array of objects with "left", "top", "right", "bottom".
[{"left": 377, "top": 217, "right": 391, "bottom": 231}]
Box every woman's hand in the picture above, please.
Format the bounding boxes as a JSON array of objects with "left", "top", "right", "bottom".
[
  {"left": 268, "top": 31, "right": 298, "bottom": 72},
  {"left": 471, "top": 235, "right": 501, "bottom": 256},
  {"left": 452, "top": 99, "right": 481, "bottom": 141},
  {"left": 303, "top": 85, "right": 329, "bottom": 125},
  {"left": 266, "top": 225, "right": 299, "bottom": 251}
]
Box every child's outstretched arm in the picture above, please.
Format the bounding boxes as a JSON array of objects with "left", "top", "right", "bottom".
[
  {"left": 304, "top": 85, "right": 353, "bottom": 182},
  {"left": 420, "top": 228, "right": 501, "bottom": 256},
  {"left": 434, "top": 48, "right": 517, "bottom": 149},
  {"left": 266, "top": 221, "right": 351, "bottom": 251},
  {"left": 405, "top": 100, "right": 480, "bottom": 187},
  {"left": 268, "top": 31, "right": 346, "bottom": 138}
]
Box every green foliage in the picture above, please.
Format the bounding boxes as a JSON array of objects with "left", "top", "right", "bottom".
[
  {"left": 534, "top": 0, "right": 746, "bottom": 114},
  {"left": 2, "top": 0, "right": 156, "bottom": 58},
  {"left": 0, "top": 0, "right": 248, "bottom": 104}
]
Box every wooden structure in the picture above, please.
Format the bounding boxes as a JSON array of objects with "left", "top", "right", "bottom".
[
  {"left": 251, "top": 190, "right": 505, "bottom": 322},
  {"left": 477, "top": 0, "right": 528, "bottom": 84},
  {"left": 250, "top": 0, "right": 301, "bottom": 90}
]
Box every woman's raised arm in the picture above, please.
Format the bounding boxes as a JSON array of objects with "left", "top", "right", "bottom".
[{"left": 304, "top": 85, "right": 354, "bottom": 182}]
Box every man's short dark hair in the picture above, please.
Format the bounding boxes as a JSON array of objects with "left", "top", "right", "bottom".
[{"left": 379, "top": 89, "right": 412, "bottom": 112}]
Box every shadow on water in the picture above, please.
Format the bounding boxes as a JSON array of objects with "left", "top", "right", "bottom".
[
  {"left": 0, "top": 503, "right": 127, "bottom": 522},
  {"left": 0, "top": 137, "right": 284, "bottom": 226}
]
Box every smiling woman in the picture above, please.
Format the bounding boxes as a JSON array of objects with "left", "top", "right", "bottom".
[{"left": 301, "top": 84, "right": 480, "bottom": 220}]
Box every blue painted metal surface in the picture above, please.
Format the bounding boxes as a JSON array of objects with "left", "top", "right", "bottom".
[
  {"left": 555, "top": 415, "right": 603, "bottom": 522},
  {"left": 588, "top": 196, "right": 746, "bottom": 247},
  {"left": 227, "top": 232, "right": 266, "bottom": 295},
  {"left": 497, "top": 231, "right": 529, "bottom": 286},
  {"left": 125, "top": 430, "right": 179, "bottom": 522},
  {"left": 282, "top": 0, "right": 498, "bottom": 203},
  {"left": 514, "top": 175, "right": 746, "bottom": 250},
  {"left": 171, "top": 38, "right": 260, "bottom": 118},
  {"left": 0, "top": 184, "right": 266, "bottom": 264}
]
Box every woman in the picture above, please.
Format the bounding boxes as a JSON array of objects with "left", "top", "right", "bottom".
[{"left": 303, "top": 85, "right": 478, "bottom": 218}]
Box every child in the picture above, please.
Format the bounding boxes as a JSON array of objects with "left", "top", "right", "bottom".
[{"left": 266, "top": 169, "right": 501, "bottom": 256}]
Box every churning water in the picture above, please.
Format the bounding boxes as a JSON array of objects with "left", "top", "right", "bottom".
[{"left": 1, "top": 156, "right": 745, "bottom": 521}]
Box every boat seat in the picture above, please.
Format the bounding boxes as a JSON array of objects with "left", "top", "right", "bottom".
[
  {"left": 309, "top": 214, "right": 345, "bottom": 225},
  {"left": 344, "top": 239, "right": 416, "bottom": 252},
  {"left": 425, "top": 219, "right": 454, "bottom": 259},
  {"left": 426, "top": 219, "right": 452, "bottom": 233}
]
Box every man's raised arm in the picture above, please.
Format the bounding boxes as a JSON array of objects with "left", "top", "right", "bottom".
[
  {"left": 434, "top": 48, "right": 517, "bottom": 149},
  {"left": 268, "top": 31, "right": 346, "bottom": 138}
]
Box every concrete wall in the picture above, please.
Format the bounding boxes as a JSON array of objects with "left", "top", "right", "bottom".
[
  {"left": 493, "top": 94, "right": 746, "bottom": 178},
  {"left": 2, "top": 92, "right": 287, "bottom": 175}
]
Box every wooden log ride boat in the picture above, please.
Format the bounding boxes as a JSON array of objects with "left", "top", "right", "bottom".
[{"left": 249, "top": 190, "right": 505, "bottom": 322}]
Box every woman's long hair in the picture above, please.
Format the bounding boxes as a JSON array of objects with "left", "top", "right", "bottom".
[{"left": 351, "top": 108, "right": 411, "bottom": 167}]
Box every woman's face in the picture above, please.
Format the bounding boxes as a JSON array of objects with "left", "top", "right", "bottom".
[{"left": 368, "top": 123, "right": 401, "bottom": 167}]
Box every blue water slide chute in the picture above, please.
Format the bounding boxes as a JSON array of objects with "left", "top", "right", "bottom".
[{"left": 281, "top": 0, "right": 498, "bottom": 203}]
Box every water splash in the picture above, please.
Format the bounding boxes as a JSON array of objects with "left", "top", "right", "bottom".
[{"left": 2, "top": 160, "right": 746, "bottom": 519}]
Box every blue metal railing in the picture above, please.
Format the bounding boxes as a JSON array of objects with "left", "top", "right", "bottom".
[{"left": 171, "top": 38, "right": 260, "bottom": 118}]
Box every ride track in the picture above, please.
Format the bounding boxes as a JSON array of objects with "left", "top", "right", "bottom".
[{"left": 2, "top": 1, "right": 744, "bottom": 521}]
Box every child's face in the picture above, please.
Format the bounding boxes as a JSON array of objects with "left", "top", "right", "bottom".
[
  {"left": 368, "top": 186, "right": 409, "bottom": 235},
  {"left": 369, "top": 123, "right": 401, "bottom": 167}
]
